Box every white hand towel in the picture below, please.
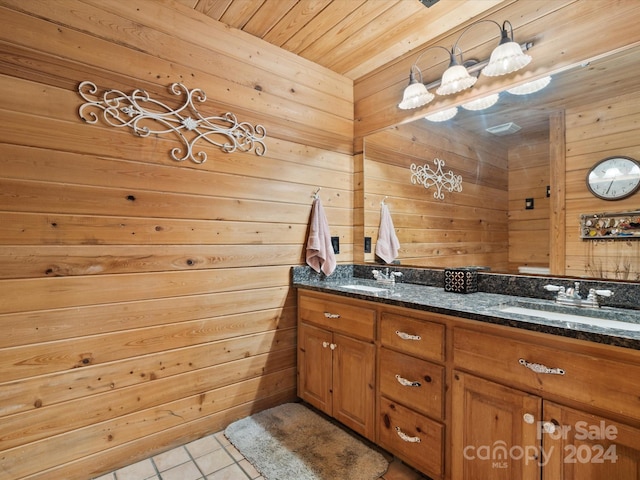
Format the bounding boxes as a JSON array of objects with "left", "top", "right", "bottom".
[
  {"left": 306, "top": 198, "right": 336, "bottom": 276},
  {"left": 375, "top": 203, "right": 400, "bottom": 264}
]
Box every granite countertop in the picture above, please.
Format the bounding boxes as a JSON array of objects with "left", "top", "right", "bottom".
[{"left": 293, "top": 271, "right": 640, "bottom": 351}]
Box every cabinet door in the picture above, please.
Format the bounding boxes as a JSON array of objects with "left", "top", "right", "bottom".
[
  {"left": 452, "top": 371, "right": 542, "bottom": 480},
  {"left": 298, "top": 323, "right": 333, "bottom": 414},
  {"left": 332, "top": 332, "right": 376, "bottom": 440},
  {"left": 543, "top": 401, "right": 640, "bottom": 480}
]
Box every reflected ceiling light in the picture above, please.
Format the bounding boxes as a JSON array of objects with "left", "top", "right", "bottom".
[
  {"left": 461, "top": 93, "right": 500, "bottom": 111},
  {"left": 398, "top": 19, "right": 533, "bottom": 109},
  {"left": 425, "top": 107, "right": 458, "bottom": 122},
  {"left": 507, "top": 76, "right": 552, "bottom": 95}
]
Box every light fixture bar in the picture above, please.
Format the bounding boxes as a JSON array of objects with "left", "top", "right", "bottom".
[
  {"left": 398, "top": 18, "right": 534, "bottom": 110},
  {"left": 423, "top": 41, "right": 533, "bottom": 90}
]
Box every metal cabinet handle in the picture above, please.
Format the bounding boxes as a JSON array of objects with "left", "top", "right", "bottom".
[
  {"left": 395, "top": 330, "right": 421, "bottom": 341},
  {"left": 330, "top": 343, "right": 337, "bottom": 350},
  {"left": 395, "top": 426, "right": 421, "bottom": 443},
  {"left": 519, "top": 358, "right": 565, "bottom": 375},
  {"left": 395, "top": 374, "right": 421, "bottom": 387},
  {"left": 523, "top": 413, "right": 535, "bottom": 424},
  {"left": 322, "top": 341, "right": 330, "bottom": 348},
  {"left": 322, "top": 341, "right": 337, "bottom": 350},
  {"left": 324, "top": 312, "right": 340, "bottom": 319}
]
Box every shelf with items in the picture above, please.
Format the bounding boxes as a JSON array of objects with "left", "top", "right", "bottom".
[{"left": 580, "top": 210, "right": 640, "bottom": 239}]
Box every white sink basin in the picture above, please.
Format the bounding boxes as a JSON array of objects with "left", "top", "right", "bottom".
[
  {"left": 498, "top": 305, "right": 640, "bottom": 331},
  {"left": 340, "top": 284, "right": 388, "bottom": 293}
]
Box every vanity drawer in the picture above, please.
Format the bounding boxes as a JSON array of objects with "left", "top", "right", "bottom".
[
  {"left": 298, "top": 292, "right": 376, "bottom": 341},
  {"left": 380, "top": 312, "right": 444, "bottom": 362},
  {"left": 378, "top": 396, "right": 444, "bottom": 479},
  {"left": 454, "top": 327, "right": 640, "bottom": 422},
  {"left": 379, "top": 347, "right": 444, "bottom": 419}
]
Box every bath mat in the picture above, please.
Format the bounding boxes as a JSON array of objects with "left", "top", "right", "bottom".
[{"left": 224, "top": 403, "right": 388, "bottom": 480}]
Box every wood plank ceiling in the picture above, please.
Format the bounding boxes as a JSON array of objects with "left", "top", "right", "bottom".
[{"left": 180, "top": 0, "right": 505, "bottom": 81}]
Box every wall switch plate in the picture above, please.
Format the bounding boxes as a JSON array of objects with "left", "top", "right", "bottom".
[
  {"left": 331, "top": 236, "right": 340, "bottom": 254},
  {"left": 364, "top": 237, "right": 371, "bottom": 253},
  {"left": 525, "top": 198, "right": 534, "bottom": 209}
]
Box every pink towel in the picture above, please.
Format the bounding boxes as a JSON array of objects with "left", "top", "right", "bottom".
[
  {"left": 375, "top": 203, "right": 400, "bottom": 264},
  {"left": 306, "top": 198, "right": 336, "bottom": 276}
]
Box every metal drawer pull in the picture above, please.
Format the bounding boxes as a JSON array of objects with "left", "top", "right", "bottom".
[
  {"left": 519, "top": 358, "right": 565, "bottom": 375},
  {"left": 395, "top": 374, "right": 421, "bottom": 387},
  {"left": 395, "top": 330, "right": 421, "bottom": 341},
  {"left": 395, "top": 426, "right": 421, "bottom": 443},
  {"left": 324, "top": 312, "right": 340, "bottom": 319}
]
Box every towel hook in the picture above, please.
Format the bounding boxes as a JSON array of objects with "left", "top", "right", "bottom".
[
  {"left": 381, "top": 196, "right": 388, "bottom": 206},
  {"left": 312, "top": 187, "right": 321, "bottom": 200}
]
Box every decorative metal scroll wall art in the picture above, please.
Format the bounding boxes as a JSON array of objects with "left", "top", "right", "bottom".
[
  {"left": 581, "top": 210, "right": 640, "bottom": 239},
  {"left": 78, "top": 81, "right": 266, "bottom": 163},
  {"left": 410, "top": 158, "right": 463, "bottom": 200}
]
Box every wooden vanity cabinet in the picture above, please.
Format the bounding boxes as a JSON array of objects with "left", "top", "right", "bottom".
[
  {"left": 451, "top": 371, "right": 542, "bottom": 480},
  {"left": 377, "top": 311, "right": 446, "bottom": 480},
  {"left": 297, "top": 288, "right": 640, "bottom": 480},
  {"left": 542, "top": 402, "right": 640, "bottom": 480},
  {"left": 452, "top": 325, "right": 640, "bottom": 480},
  {"left": 297, "top": 291, "right": 376, "bottom": 440}
]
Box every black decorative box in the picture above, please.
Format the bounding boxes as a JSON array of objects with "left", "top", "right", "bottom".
[{"left": 444, "top": 268, "right": 478, "bottom": 294}]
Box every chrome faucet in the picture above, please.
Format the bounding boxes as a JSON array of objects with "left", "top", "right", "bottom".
[
  {"left": 544, "top": 283, "right": 613, "bottom": 308},
  {"left": 372, "top": 268, "right": 402, "bottom": 285}
]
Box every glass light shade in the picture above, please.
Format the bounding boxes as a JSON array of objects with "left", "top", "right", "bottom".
[
  {"left": 425, "top": 107, "right": 458, "bottom": 122},
  {"left": 461, "top": 93, "right": 500, "bottom": 111},
  {"left": 507, "top": 76, "right": 551, "bottom": 95},
  {"left": 436, "top": 64, "right": 477, "bottom": 95},
  {"left": 398, "top": 82, "right": 435, "bottom": 109},
  {"left": 482, "top": 41, "right": 531, "bottom": 77}
]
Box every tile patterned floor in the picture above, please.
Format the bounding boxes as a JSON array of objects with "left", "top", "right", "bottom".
[{"left": 93, "top": 430, "right": 428, "bottom": 480}]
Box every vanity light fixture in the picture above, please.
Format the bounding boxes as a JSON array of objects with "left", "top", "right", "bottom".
[
  {"left": 398, "top": 64, "right": 435, "bottom": 110},
  {"left": 436, "top": 48, "right": 477, "bottom": 96},
  {"left": 398, "top": 45, "right": 450, "bottom": 110},
  {"left": 479, "top": 20, "right": 532, "bottom": 77},
  {"left": 398, "top": 19, "right": 532, "bottom": 109}
]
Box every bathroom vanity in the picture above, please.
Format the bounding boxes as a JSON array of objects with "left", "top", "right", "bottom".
[{"left": 293, "top": 266, "right": 640, "bottom": 480}]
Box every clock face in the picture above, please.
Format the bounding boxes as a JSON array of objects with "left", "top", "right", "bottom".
[{"left": 586, "top": 156, "right": 640, "bottom": 200}]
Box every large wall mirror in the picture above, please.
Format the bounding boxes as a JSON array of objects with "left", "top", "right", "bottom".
[{"left": 363, "top": 45, "right": 640, "bottom": 281}]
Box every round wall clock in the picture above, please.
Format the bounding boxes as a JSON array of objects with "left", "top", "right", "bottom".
[{"left": 586, "top": 156, "right": 640, "bottom": 200}]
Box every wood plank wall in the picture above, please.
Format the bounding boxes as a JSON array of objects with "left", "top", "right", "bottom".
[
  {"left": 508, "top": 138, "right": 551, "bottom": 272},
  {"left": 564, "top": 91, "right": 640, "bottom": 280},
  {"left": 0, "top": 1, "right": 354, "bottom": 478},
  {"left": 363, "top": 121, "right": 509, "bottom": 269}
]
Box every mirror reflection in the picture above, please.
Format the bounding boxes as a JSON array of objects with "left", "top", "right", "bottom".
[{"left": 363, "top": 46, "right": 640, "bottom": 280}]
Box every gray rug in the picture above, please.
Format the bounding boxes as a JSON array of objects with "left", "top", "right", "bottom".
[{"left": 224, "top": 403, "right": 388, "bottom": 480}]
